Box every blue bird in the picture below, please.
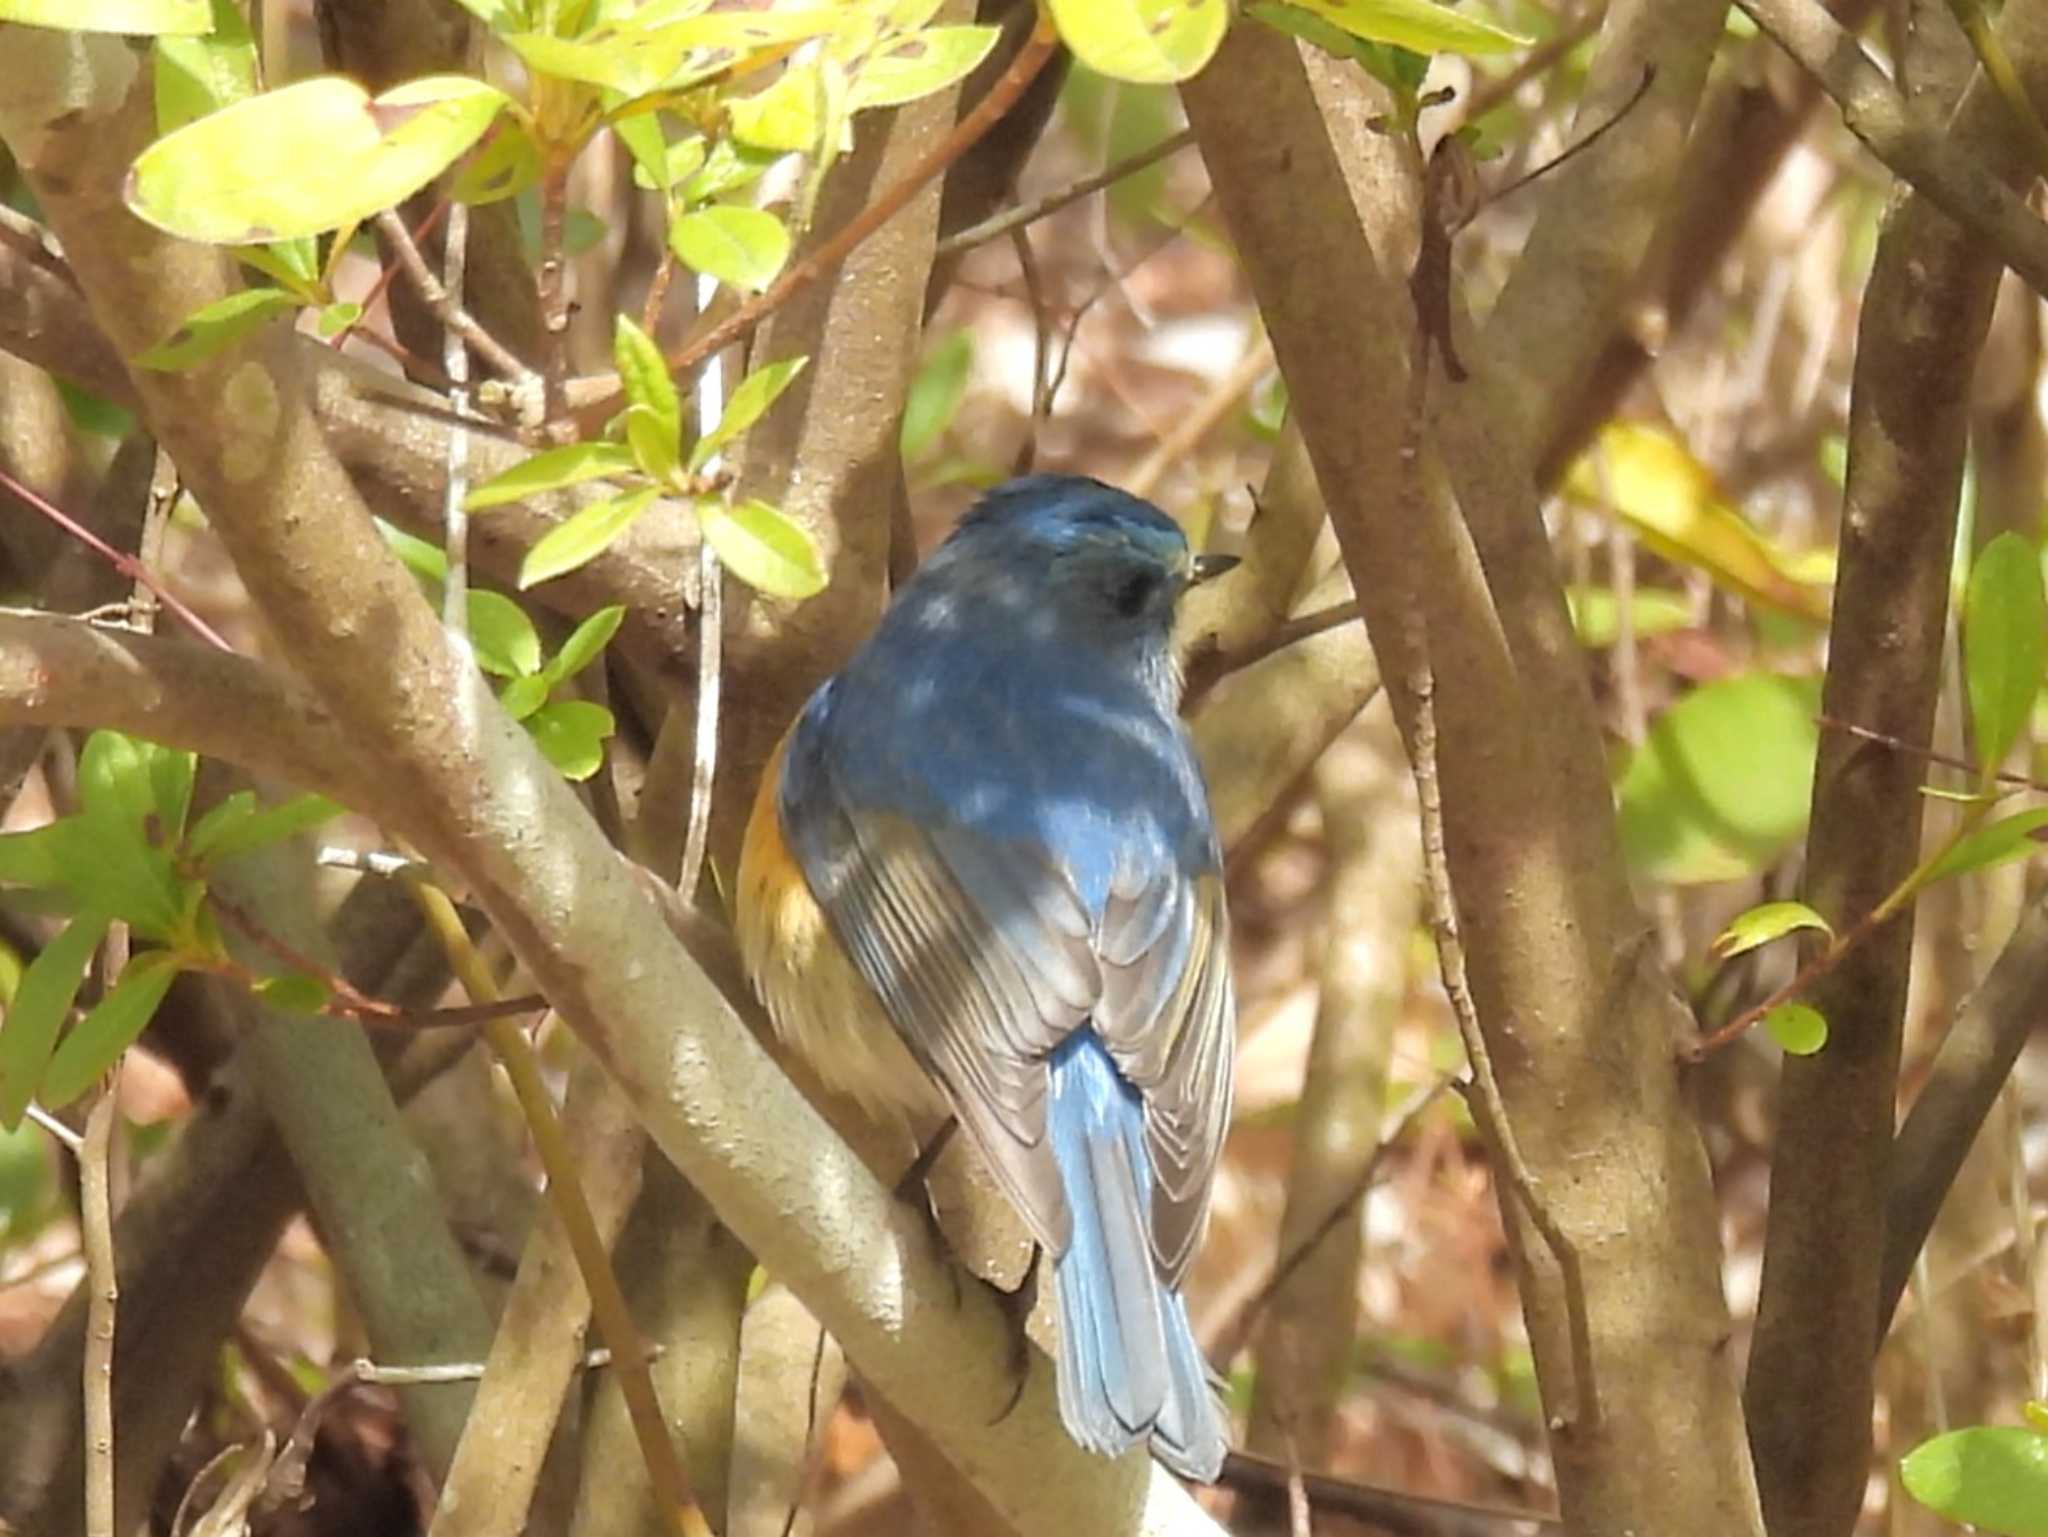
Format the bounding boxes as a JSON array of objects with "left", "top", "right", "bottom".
[{"left": 736, "top": 474, "right": 1236, "bottom": 1479}]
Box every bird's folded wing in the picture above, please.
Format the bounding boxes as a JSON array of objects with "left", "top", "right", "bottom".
[
  {"left": 803, "top": 786, "right": 1233, "bottom": 1287},
  {"left": 807, "top": 794, "right": 1097, "bottom": 1254},
  {"left": 1097, "top": 867, "right": 1234, "bottom": 1284}
]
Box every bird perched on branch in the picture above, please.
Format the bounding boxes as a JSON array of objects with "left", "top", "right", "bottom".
[{"left": 736, "top": 473, "right": 1237, "bottom": 1480}]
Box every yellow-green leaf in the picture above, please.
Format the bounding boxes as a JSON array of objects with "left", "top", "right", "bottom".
[
  {"left": 699, "top": 497, "right": 826, "bottom": 599},
  {"left": 467, "top": 441, "right": 640, "bottom": 511},
  {"left": 853, "top": 26, "right": 1001, "bottom": 110},
  {"left": 1617, "top": 673, "right": 1820, "bottom": 885},
  {"left": 520, "top": 486, "right": 660, "bottom": 589},
  {"left": 1764, "top": 1002, "right": 1827, "bottom": 1057},
  {"left": 1964, "top": 532, "right": 2046, "bottom": 781},
  {"left": 154, "top": 0, "right": 257, "bottom": 133},
  {"left": 41, "top": 952, "right": 181, "bottom": 1110},
  {"left": 1904, "top": 1426, "right": 2048, "bottom": 1536},
  {"left": 613, "top": 314, "right": 681, "bottom": 448},
  {"left": 1712, "top": 901, "right": 1832, "bottom": 960},
  {"left": 728, "top": 60, "right": 822, "bottom": 152},
  {"left": 134, "top": 288, "right": 300, "bottom": 371},
  {"left": 127, "top": 75, "right": 511, "bottom": 244},
  {"left": 1, "top": 0, "right": 208, "bottom": 32},
  {"left": 1564, "top": 422, "right": 1830, "bottom": 624},
  {"left": 668, "top": 205, "right": 790, "bottom": 292},
  {"left": 1286, "top": 0, "right": 1530, "bottom": 56},
  {"left": 690, "top": 355, "right": 807, "bottom": 472},
  {"left": 1047, "top": 0, "right": 1227, "bottom": 83},
  {"left": 527, "top": 699, "right": 616, "bottom": 781}
]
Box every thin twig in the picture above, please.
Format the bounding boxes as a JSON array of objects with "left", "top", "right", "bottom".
[
  {"left": 25, "top": 1102, "right": 84, "bottom": 1154},
  {"left": 80, "top": 1066, "right": 119, "bottom": 1537},
  {"left": 373, "top": 207, "right": 542, "bottom": 414},
  {"left": 329, "top": 198, "right": 450, "bottom": 355},
  {"left": 0, "top": 465, "right": 232, "bottom": 651},
  {"left": 351, "top": 1346, "right": 627, "bottom": 1385},
  {"left": 405, "top": 876, "right": 710, "bottom": 1537},
  {"left": 1819, "top": 711, "right": 2048, "bottom": 791},
  {"left": 1401, "top": 188, "right": 1598, "bottom": 1431},
  {"left": 440, "top": 198, "right": 475, "bottom": 644},
  {"left": 677, "top": 538, "right": 721, "bottom": 900},
  {"left": 568, "top": 13, "right": 1061, "bottom": 434},
  {"left": 535, "top": 154, "right": 574, "bottom": 428},
  {"left": 677, "top": 273, "right": 725, "bottom": 901},
  {"left": 933, "top": 127, "right": 1198, "bottom": 259}
]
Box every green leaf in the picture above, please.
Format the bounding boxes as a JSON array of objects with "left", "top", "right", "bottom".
[
  {"left": 613, "top": 109, "right": 670, "bottom": 189},
  {"left": 1564, "top": 422, "right": 1830, "bottom": 624},
  {"left": 1563, "top": 585, "right": 1695, "bottom": 648},
  {"left": 40, "top": 952, "right": 181, "bottom": 1111},
  {"left": 545, "top": 605, "right": 626, "bottom": 686},
  {"left": 1764, "top": 1002, "right": 1827, "bottom": 1057},
  {"left": 668, "top": 205, "right": 790, "bottom": 292},
  {"left": 852, "top": 25, "right": 1000, "bottom": 110},
  {"left": 379, "top": 518, "right": 448, "bottom": 582},
  {"left": 254, "top": 972, "right": 331, "bottom": 1015},
  {"left": 452, "top": 123, "right": 543, "bottom": 205},
  {"left": 79, "top": 731, "right": 161, "bottom": 830},
  {"left": 316, "top": 300, "right": 363, "bottom": 337},
  {"left": 500, "top": 673, "right": 551, "bottom": 722},
  {"left": 1922, "top": 808, "right": 2048, "bottom": 886},
  {"left": 690, "top": 355, "right": 807, "bottom": 472},
  {"left": 233, "top": 239, "right": 322, "bottom": 293},
  {"left": 467, "top": 590, "right": 543, "bottom": 679},
  {"left": 0, "top": 0, "right": 209, "bottom": 32},
  {"left": 0, "top": 822, "right": 84, "bottom": 890},
  {"left": 520, "top": 486, "right": 660, "bottom": 588},
  {"left": 728, "top": 60, "right": 823, "bottom": 153},
  {"left": 1046, "top": 0, "right": 1227, "bottom": 83},
  {"left": 127, "top": 75, "right": 511, "bottom": 244},
  {"left": 467, "top": 440, "right": 640, "bottom": 510},
  {"left": 625, "top": 404, "right": 682, "bottom": 483},
  {"left": 1903, "top": 1425, "right": 2048, "bottom": 1536},
  {"left": 504, "top": 10, "right": 838, "bottom": 99},
  {"left": 900, "top": 330, "right": 972, "bottom": 463},
  {"left": 0, "top": 913, "right": 109, "bottom": 1131},
  {"left": 679, "top": 139, "right": 781, "bottom": 205},
  {"left": 61, "top": 825, "right": 183, "bottom": 938},
  {"left": 1965, "top": 532, "right": 2046, "bottom": 780},
  {"left": 1283, "top": 0, "right": 1529, "bottom": 53},
  {"left": 1616, "top": 674, "right": 1821, "bottom": 885},
  {"left": 1712, "top": 901, "right": 1833, "bottom": 959},
  {"left": 154, "top": 0, "right": 258, "bottom": 134},
  {"left": 699, "top": 497, "right": 826, "bottom": 600},
  {"left": 527, "top": 699, "right": 616, "bottom": 781},
  {"left": 149, "top": 743, "right": 196, "bottom": 843},
  {"left": 135, "top": 288, "right": 301, "bottom": 371},
  {"left": 613, "top": 314, "right": 682, "bottom": 449},
  {"left": 189, "top": 794, "right": 343, "bottom": 866},
  {"left": 184, "top": 791, "right": 257, "bottom": 862}
]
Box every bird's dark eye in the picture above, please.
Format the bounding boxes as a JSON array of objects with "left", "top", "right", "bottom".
[{"left": 1112, "top": 569, "right": 1159, "bottom": 617}]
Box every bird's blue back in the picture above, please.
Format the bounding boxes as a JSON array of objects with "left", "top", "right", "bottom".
[{"left": 756, "top": 475, "right": 1233, "bottom": 1479}]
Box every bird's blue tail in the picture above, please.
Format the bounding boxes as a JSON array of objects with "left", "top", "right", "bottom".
[{"left": 1046, "top": 1031, "right": 1227, "bottom": 1481}]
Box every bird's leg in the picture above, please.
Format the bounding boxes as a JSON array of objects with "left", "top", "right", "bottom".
[
  {"left": 893, "top": 1117, "right": 963, "bottom": 1304},
  {"left": 986, "top": 1244, "right": 1042, "bottom": 1425}
]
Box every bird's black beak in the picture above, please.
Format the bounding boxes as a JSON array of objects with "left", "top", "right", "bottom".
[{"left": 1189, "top": 553, "right": 1239, "bottom": 585}]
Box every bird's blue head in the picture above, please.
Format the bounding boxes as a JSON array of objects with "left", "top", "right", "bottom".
[{"left": 926, "top": 475, "right": 1234, "bottom": 649}]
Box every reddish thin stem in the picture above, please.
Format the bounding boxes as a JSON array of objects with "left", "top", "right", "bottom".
[{"left": 0, "top": 466, "right": 233, "bottom": 652}]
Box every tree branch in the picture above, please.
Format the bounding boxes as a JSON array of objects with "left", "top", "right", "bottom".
[{"left": 1739, "top": 0, "right": 2048, "bottom": 299}]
